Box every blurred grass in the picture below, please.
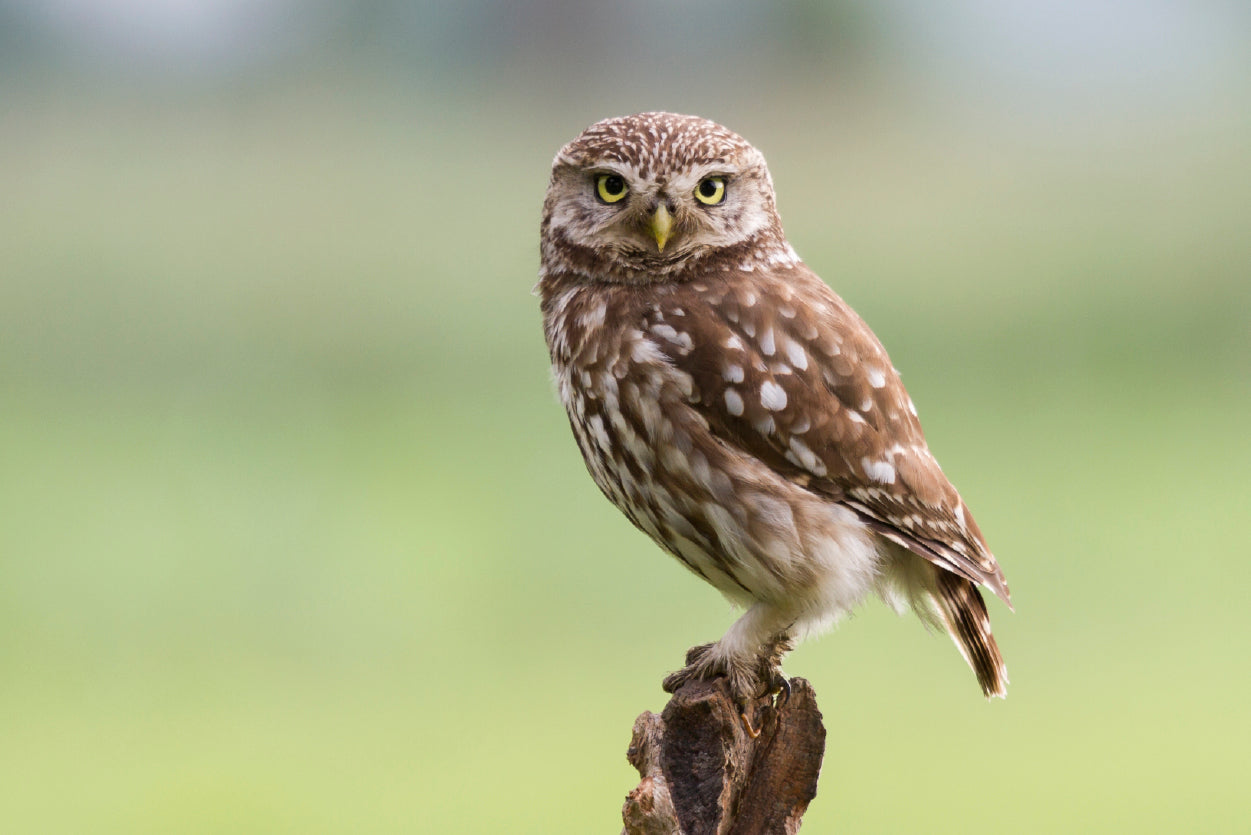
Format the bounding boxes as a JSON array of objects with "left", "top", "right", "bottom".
[{"left": 1, "top": 86, "right": 1249, "bottom": 832}]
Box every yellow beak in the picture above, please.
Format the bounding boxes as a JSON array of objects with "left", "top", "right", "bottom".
[{"left": 648, "top": 204, "right": 673, "bottom": 252}]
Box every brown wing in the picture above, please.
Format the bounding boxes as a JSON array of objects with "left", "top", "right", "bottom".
[{"left": 644, "top": 266, "right": 1011, "bottom": 605}]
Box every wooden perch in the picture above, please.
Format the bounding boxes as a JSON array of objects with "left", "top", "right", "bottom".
[{"left": 622, "top": 673, "right": 826, "bottom": 835}]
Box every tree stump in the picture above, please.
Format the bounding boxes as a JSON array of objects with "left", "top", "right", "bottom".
[{"left": 622, "top": 673, "right": 826, "bottom": 835}]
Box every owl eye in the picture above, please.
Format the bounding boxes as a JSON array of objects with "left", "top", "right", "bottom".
[
  {"left": 595, "top": 173, "right": 629, "bottom": 204},
  {"left": 695, "top": 176, "right": 726, "bottom": 205}
]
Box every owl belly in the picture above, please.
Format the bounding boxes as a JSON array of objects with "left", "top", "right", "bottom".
[{"left": 558, "top": 356, "right": 882, "bottom": 625}]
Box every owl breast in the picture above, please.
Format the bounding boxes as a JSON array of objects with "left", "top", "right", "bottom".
[{"left": 541, "top": 276, "right": 882, "bottom": 618}]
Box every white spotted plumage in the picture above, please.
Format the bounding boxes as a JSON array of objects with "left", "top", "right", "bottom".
[{"left": 539, "top": 112, "right": 1011, "bottom": 702}]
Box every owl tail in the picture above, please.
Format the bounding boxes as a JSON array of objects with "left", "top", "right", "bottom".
[{"left": 934, "top": 571, "right": 1009, "bottom": 699}]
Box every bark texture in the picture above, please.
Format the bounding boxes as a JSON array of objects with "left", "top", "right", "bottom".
[{"left": 622, "top": 675, "right": 826, "bottom": 835}]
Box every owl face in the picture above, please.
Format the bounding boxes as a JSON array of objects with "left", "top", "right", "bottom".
[{"left": 542, "top": 113, "right": 787, "bottom": 282}]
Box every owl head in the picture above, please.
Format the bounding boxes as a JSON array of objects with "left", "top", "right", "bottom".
[{"left": 541, "top": 112, "right": 793, "bottom": 283}]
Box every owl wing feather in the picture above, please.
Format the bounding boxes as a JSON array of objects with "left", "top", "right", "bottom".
[{"left": 645, "top": 266, "right": 1011, "bottom": 605}]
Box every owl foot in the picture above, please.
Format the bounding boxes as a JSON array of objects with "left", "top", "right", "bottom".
[
  {"left": 662, "top": 633, "right": 795, "bottom": 737},
  {"left": 660, "top": 642, "right": 721, "bottom": 695},
  {"left": 661, "top": 645, "right": 763, "bottom": 704},
  {"left": 771, "top": 670, "right": 792, "bottom": 707},
  {"left": 746, "top": 650, "right": 793, "bottom": 738},
  {"left": 738, "top": 669, "right": 793, "bottom": 739}
]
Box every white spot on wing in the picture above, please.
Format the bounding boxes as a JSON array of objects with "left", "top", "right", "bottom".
[
  {"left": 790, "top": 438, "right": 828, "bottom": 476},
  {"left": 783, "top": 339, "right": 808, "bottom": 370},
  {"left": 760, "top": 380, "right": 788, "bottom": 411},
  {"left": 862, "top": 457, "right": 897, "bottom": 484},
  {"left": 867, "top": 368, "right": 887, "bottom": 389},
  {"left": 759, "top": 327, "right": 776, "bottom": 356},
  {"left": 723, "top": 364, "right": 745, "bottom": 383},
  {"left": 724, "top": 389, "right": 745, "bottom": 416}
]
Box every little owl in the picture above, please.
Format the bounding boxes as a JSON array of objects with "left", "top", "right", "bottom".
[{"left": 537, "top": 113, "right": 1010, "bottom": 714}]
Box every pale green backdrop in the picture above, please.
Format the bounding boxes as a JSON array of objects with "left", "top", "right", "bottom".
[{"left": 2, "top": 2, "right": 1249, "bottom": 832}]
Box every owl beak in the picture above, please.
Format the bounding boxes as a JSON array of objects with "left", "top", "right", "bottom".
[{"left": 648, "top": 204, "right": 674, "bottom": 252}]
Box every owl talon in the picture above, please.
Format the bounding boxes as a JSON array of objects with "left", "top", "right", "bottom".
[
  {"left": 740, "top": 710, "right": 762, "bottom": 739},
  {"left": 772, "top": 673, "right": 791, "bottom": 707},
  {"left": 662, "top": 642, "right": 723, "bottom": 694},
  {"left": 738, "top": 672, "right": 788, "bottom": 739}
]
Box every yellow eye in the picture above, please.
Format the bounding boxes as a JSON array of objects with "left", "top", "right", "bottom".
[
  {"left": 595, "top": 173, "right": 628, "bottom": 203},
  {"left": 695, "top": 176, "right": 726, "bottom": 205}
]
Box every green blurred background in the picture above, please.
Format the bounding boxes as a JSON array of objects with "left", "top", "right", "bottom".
[{"left": 2, "top": 2, "right": 1249, "bottom": 832}]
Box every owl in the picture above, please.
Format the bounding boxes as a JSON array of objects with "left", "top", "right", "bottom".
[{"left": 538, "top": 113, "right": 1010, "bottom": 714}]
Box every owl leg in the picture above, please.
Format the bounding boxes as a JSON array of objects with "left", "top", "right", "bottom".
[{"left": 662, "top": 601, "right": 796, "bottom": 709}]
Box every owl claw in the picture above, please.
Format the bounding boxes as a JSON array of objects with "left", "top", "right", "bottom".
[
  {"left": 771, "top": 672, "right": 791, "bottom": 706},
  {"left": 663, "top": 632, "right": 796, "bottom": 703},
  {"left": 663, "top": 643, "right": 791, "bottom": 713},
  {"left": 739, "top": 671, "right": 790, "bottom": 738},
  {"left": 661, "top": 643, "right": 717, "bottom": 694},
  {"left": 741, "top": 710, "right": 763, "bottom": 739}
]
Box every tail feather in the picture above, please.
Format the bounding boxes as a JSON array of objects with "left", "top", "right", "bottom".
[{"left": 934, "top": 571, "right": 1008, "bottom": 699}]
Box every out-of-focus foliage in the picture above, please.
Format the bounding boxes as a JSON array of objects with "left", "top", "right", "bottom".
[{"left": 1, "top": 2, "right": 1249, "bottom": 832}]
